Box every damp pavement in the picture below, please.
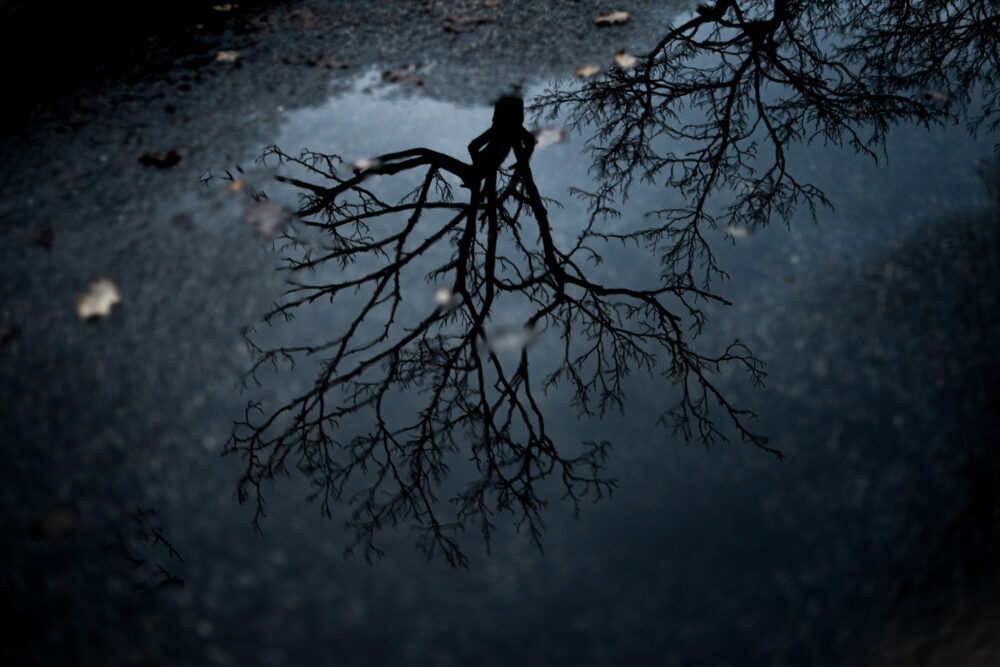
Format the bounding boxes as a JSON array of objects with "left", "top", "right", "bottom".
[{"left": 2, "top": 1, "right": 999, "bottom": 665}]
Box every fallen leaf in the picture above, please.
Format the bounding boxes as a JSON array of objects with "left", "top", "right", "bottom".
[
  {"left": 308, "top": 56, "right": 350, "bottom": 69},
  {"left": 245, "top": 201, "right": 290, "bottom": 237},
  {"left": 595, "top": 10, "right": 629, "bottom": 25},
  {"left": 216, "top": 49, "right": 241, "bottom": 63},
  {"left": 920, "top": 88, "right": 948, "bottom": 102},
  {"left": 352, "top": 157, "right": 382, "bottom": 173},
  {"left": 138, "top": 150, "right": 181, "bottom": 168},
  {"left": 382, "top": 63, "right": 423, "bottom": 85},
  {"left": 435, "top": 287, "right": 455, "bottom": 306},
  {"left": 483, "top": 0, "right": 499, "bottom": 7},
  {"left": 31, "top": 510, "right": 80, "bottom": 540},
  {"left": 444, "top": 14, "right": 495, "bottom": 33},
  {"left": 724, "top": 225, "right": 751, "bottom": 239},
  {"left": 575, "top": 64, "right": 601, "bottom": 78},
  {"left": 225, "top": 178, "right": 247, "bottom": 194},
  {"left": 212, "top": 3, "right": 237, "bottom": 11},
  {"left": 614, "top": 48, "right": 637, "bottom": 70},
  {"left": 24, "top": 220, "right": 55, "bottom": 249},
  {"left": 534, "top": 127, "right": 565, "bottom": 148},
  {"left": 77, "top": 278, "right": 122, "bottom": 320}
]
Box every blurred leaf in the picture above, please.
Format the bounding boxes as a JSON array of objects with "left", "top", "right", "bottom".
[
  {"left": 575, "top": 64, "right": 600, "bottom": 78},
  {"left": 212, "top": 4, "right": 237, "bottom": 11},
  {"left": 382, "top": 63, "right": 422, "bottom": 85},
  {"left": 613, "top": 48, "right": 637, "bottom": 70},
  {"left": 724, "top": 224, "right": 751, "bottom": 239},
  {"left": 245, "top": 201, "right": 290, "bottom": 238},
  {"left": 76, "top": 278, "right": 121, "bottom": 320},
  {"left": 594, "top": 10, "right": 629, "bottom": 26},
  {"left": 138, "top": 150, "right": 181, "bottom": 168},
  {"left": 444, "top": 14, "right": 494, "bottom": 33},
  {"left": 216, "top": 49, "right": 240, "bottom": 63},
  {"left": 534, "top": 126, "right": 565, "bottom": 148}
]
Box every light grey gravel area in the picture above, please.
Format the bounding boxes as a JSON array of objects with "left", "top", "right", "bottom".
[{"left": 2, "top": 1, "right": 999, "bottom": 665}]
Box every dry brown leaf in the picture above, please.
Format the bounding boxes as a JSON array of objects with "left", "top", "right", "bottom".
[
  {"left": 534, "top": 127, "right": 565, "bottom": 149},
  {"left": 216, "top": 50, "right": 241, "bottom": 63},
  {"left": 246, "top": 201, "right": 290, "bottom": 237},
  {"left": 77, "top": 278, "right": 122, "bottom": 320},
  {"left": 614, "top": 48, "right": 637, "bottom": 70},
  {"left": 595, "top": 10, "right": 629, "bottom": 26},
  {"left": 138, "top": 150, "right": 181, "bottom": 168},
  {"left": 444, "top": 14, "right": 495, "bottom": 33},
  {"left": 920, "top": 88, "right": 948, "bottom": 102},
  {"left": 575, "top": 64, "right": 601, "bottom": 79},
  {"left": 225, "top": 178, "right": 247, "bottom": 194},
  {"left": 382, "top": 63, "right": 423, "bottom": 85}
]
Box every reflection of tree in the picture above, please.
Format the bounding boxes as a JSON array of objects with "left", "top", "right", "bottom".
[
  {"left": 533, "top": 0, "right": 999, "bottom": 285},
  {"left": 227, "top": 97, "right": 774, "bottom": 566}
]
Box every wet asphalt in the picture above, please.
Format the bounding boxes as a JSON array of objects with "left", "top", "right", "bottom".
[{"left": 2, "top": 1, "right": 999, "bottom": 665}]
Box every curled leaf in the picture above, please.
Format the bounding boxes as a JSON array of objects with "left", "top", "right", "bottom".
[
  {"left": 77, "top": 278, "right": 122, "bottom": 320},
  {"left": 614, "top": 48, "right": 637, "bottom": 70},
  {"left": 594, "top": 10, "right": 629, "bottom": 26}
]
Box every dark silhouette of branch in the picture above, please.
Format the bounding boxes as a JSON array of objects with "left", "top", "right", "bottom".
[
  {"left": 226, "top": 95, "right": 775, "bottom": 567},
  {"left": 533, "top": 0, "right": 953, "bottom": 286}
]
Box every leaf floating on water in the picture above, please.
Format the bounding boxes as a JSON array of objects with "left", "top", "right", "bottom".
[
  {"left": 613, "top": 48, "right": 637, "bottom": 70},
  {"left": 224, "top": 178, "right": 247, "bottom": 194},
  {"left": 352, "top": 157, "right": 382, "bottom": 173},
  {"left": 534, "top": 127, "right": 565, "bottom": 149},
  {"left": 77, "top": 278, "right": 122, "bottom": 321},
  {"left": 138, "top": 150, "right": 181, "bottom": 168},
  {"left": 246, "top": 201, "right": 290, "bottom": 238},
  {"left": 216, "top": 50, "right": 241, "bottom": 63},
  {"left": 444, "top": 14, "right": 495, "bottom": 33},
  {"left": 920, "top": 88, "right": 948, "bottom": 102},
  {"left": 434, "top": 287, "right": 456, "bottom": 306},
  {"left": 212, "top": 3, "right": 237, "bottom": 11},
  {"left": 24, "top": 220, "right": 55, "bottom": 249},
  {"left": 724, "top": 224, "right": 751, "bottom": 239},
  {"left": 594, "top": 10, "right": 629, "bottom": 26},
  {"left": 382, "top": 63, "right": 423, "bottom": 85},
  {"left": 575, "top": 64, "right": 601, "bottom": 79},
  {"left": 308, "top": 55, "right": 350, "bottom": 69},
  {"left": 482, "top": 326, "right": 541, "bottom": 353},
  {"left": 483, "top": 0, "right": 499, "bottom": 7}
]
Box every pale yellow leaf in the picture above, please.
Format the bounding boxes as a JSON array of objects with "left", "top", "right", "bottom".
[
  {"left": 614, "top": 48, "right": 637, "bottom": 70},
  {"left": 594, "top": 10, "right": 629, "bottom": 26},
  {"left": 77, "top": 278, "right": 121, "bottom": 320},
  {"left": 575, "top": 64, "right": 601, "bottom": 79}
]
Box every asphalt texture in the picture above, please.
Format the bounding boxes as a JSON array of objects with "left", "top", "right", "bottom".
[{"left": 1, "top": 1, "right": 999, "bottom": 665}]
